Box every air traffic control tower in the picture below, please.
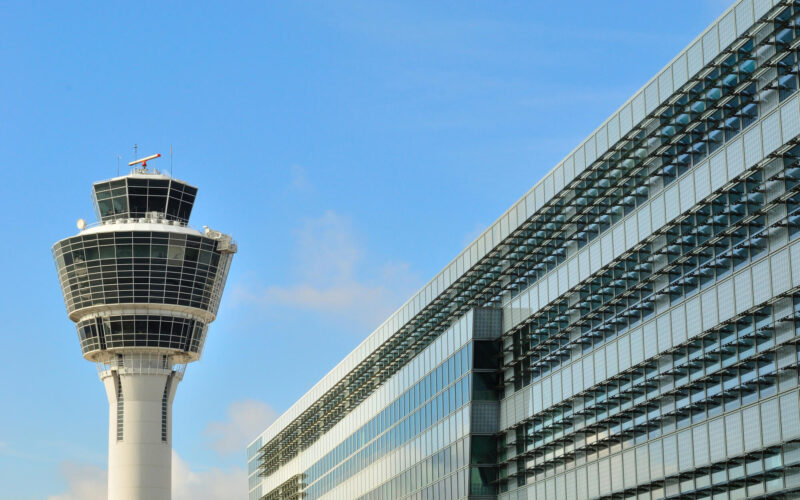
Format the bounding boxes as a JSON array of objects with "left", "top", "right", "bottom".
[{"left": 52, "top": 156, "right": 236, "bottom": 500}]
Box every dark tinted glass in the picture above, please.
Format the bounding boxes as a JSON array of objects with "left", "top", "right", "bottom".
[{"left": 92, "top": 178, "right": 197, "bottom": 223}]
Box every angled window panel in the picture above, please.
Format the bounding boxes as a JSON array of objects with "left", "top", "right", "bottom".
[
  {"left": 623, "top": 449, "right": 636, "bottom": 490},
  {"left": 673, "top": 53, "right": 689, "bottom": 90},
  {"left": 694, "top": 162, "right": 711, "bottom": 202},
  {"left": 651, "top": 194, "right": 666, "bottom": 233},
  {"left": 564, "top": 155, "right": 575, "bottom": 185},
  {"left": 587, "top": 461, "right": 600, "bottom": 499},
  {"left": 710, "top": 149, "right": 727, "bottom": 191},
  {"left": 544, "top": 174, "right": 554, "bottom": 204},
  {"left": 665, "top": 184, "right": 680, "bottom": 222},
  {"left": 751, "top": 258, "right": 771, "bottom": 306},
  {"left": 618, "top": 330, "right": 631, "bottom": 372},
  {"left": 643, "top": 322, "right": 657, "bottom": 360},
  {"left": 625, "top": 215, "right": 638, "bottom": 249},
  {"left": 663, "top": 433, "right": 678, "bottom": 477},
  {"left": 568, "top": 258, "right": 578, "bottom": 288},
  {"left": 586, "top": 134, "right": 597, "bottom": 165},
  {"left": 596, "top": 127, "right": 608, "bottom": 157},
  {"left": 727, "top": 136, "right": 745, "bottom": 178},
  {"left": 781, "top": 95, "right": 800, "bottom": 141},
  {"left": 594, "top": 348, "right": 606, "bottom": 383},
  {"left": 607, "top": 116, "right": 620, "bottom": 148},
  {"left": 589, "top": 240, "right": 601, "bottom": 275},
  {"left": 688, "top": 41, "right": 705, "bottom": 78},
  {"left": 762, "top": 110, "right": 782, "bottom": 155},
  {"left": 743, "top": 404, "right": 762, "bottom": 452},
  {"left": 635, "top": 445, "right": 649, "bottom": 485},
  {"left": 525, "top": 192, "right": 536, "bottom": 218},
  {"left": 701, "top": 288, "right": 719, "bottom": 331},
  {"left": 771, "top": 248, "right": 790, "bottom": 295},
  {"left": 558, "top": 265, "right": 568, "bottom": 296},
  {"left": 719, "top": 11, "right": 737, "bottom": 50},
  {"left": 677, "top": 429, "right": 694, "bottom": 472},
  {"left": 637, "top": 204, "right": 652, "bottom": 241},
  {"left": 671, "top": 304, "right": 688, "bottom": 346},
  {"left": 649, "top": 440, "right": 665, "bottom": 480},
  {"left": 574, "top": 146, "right": 586, "bottom": 175},
  {"left": 554, "top": 165, "right": 565, "bottom": 193},
  {"left": 601, "top": 232, "right": 613, "bottom": 267},
  {"left": 736, "top": 0, "right": 755, "bottom": 37},
  {"left": 657, "top": 313, "right": 672, "bottom": 353},
  {"left": 645, "top": 81, "right": 659, "bottom": 115},
  {"left": 709, "top": 417, "right": 726, "bottom": 463},
  {"left": 582, "top": 356, "right": 594, "bottom": 390},
  {"left": 679, "top": 174, "right": 696, "bottom": 214},
  {"left": 659, "top": 68, "right": 673, "bottom": 106},
  {"left": 734, "top": 269, "right": 753, "bottom": 314},
  {"left": 562, "top": 362, "right": 573, "bottom": 399},
  {"left": 761, "top": 398, "right": 780, "bottom": 446},
  {"left": 753, "top": 0, "right": 771, "bottom": 20},
  {"left": 630, "top": 326, "right": 645, "bottom": 366},
  {"left": 598, "top": 457, "right": 611, "bottom": 496},
  {"left": 537, "top": 282, "right": 546, "bottom": 310},
  {"left": 606, "top": 341, "right": 619, "bottom": 379},
  {"left": 780, "top": 392, "right": 800, "bottom": 440},
  {"left": 703, "top": 27, "right": 720, "bottom": 65},
  {"left": 693, "top": 423, "right": 710, "bottom": 467},
  {"left": 613, "top": 223, "right": 626, "bottom": 258},
  {"left": 534, "top": 183, "right": 544, "bottom": 211},
  {"left": 686, "top": 296, "right": 702, "bottom": 339},
  {"left": 792, "top": 241, "right": 800, "bottom": 288},
  {"left": 632, "top": 92, "right": 646, "bottom": 125},
  {"left": 620, "top": 103, "right": 633, "bottom": 137},
  {"left": 744, "top": 125, "right": 763, "bottom": 169},
  {"left": 572, "top": 361, "right": 582, "bottom": 396}
]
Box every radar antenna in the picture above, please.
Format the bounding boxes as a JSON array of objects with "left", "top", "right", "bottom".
[{"left": 128, "top": 153, "right": 162, "bottom": 170}]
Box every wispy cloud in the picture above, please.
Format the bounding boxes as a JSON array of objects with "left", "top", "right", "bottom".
[
  {"left": 232, "top": 210, "right": 421, "bottom": 331},
  {"left": 46, "top": 462, "right": 107, "bottom": 500},
  {"left": 204, "top": 400, "right": 278, "bottom": 456},
  {"left": 171, "top": 452, "right": 247, "bottom": 500},
  {"left": 289, "top": 164, "right": 312, "bottom": 193}
]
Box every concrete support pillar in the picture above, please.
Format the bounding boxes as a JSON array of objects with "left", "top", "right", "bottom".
[{"left": 101, "top": 362, "right": 180, "bottom": 500}]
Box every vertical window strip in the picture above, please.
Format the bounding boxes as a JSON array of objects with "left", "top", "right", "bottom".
[
  {"left": 116, "top": 375, "right": 124, "bottom": 441},
  {"left": 162, "top": 374, "right": 172, "bottom": 442}
]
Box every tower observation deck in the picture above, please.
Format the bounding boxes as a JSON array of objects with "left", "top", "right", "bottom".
[{"left": 52, "top": 163, "right": 237, "bottom": 500}]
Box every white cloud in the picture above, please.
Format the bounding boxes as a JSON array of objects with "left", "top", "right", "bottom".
[
  {"left": 48, "top": 452, "right": 247, "bottom": 500},
  {"left": 47, "top": 461, "right": 107, "bottom": 500},
  {"left": 172, "top": 452, "right": 247, "bottom": 500},
  {"left": 233, "top": 210, "right": 420, "bottom": 330},
  {"left": 204, "top": 399, "right": 278, "bottom": 455}
]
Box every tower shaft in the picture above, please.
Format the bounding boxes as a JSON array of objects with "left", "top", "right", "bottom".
[{"left": 101, "top": 354, "right": 180, "bottom": 500}]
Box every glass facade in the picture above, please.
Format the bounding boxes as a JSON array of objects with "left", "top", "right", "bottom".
[
  {"left": 53, "top": 231, "right": 230, "bottom": 315},
  {"left": 75, "top": 314, "right": 208, "bottom": 355},
  {"left": 91, "top": 176, "right": 197, "bottom": 223},
  {"left": 250, "top": 1, "right": 800, "bottom": 499}
]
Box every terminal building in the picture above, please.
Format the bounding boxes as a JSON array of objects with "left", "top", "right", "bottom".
[{"left": 249, "top": 0, "right": 800, "bottom": 498}]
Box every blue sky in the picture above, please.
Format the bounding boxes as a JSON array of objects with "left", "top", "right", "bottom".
[{"left": 1, "top": 1, "right": 730, "bottom": 498}]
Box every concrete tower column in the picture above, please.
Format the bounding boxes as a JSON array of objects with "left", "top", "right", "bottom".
[{"left": 100, "top": 354, "right": 181, "bottom": 500}]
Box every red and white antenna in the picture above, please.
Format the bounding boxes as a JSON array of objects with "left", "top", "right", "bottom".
[{"left": 128, "top": 153, "right": 162, "bottom": 168}]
